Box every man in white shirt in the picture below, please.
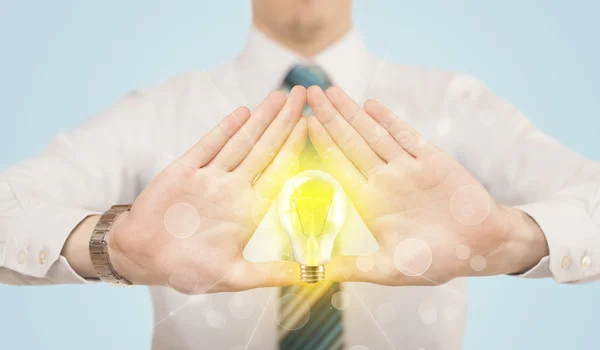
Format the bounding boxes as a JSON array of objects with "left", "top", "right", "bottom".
[{"left": 1, "top": 1, "right": 599, "bottom": 349}]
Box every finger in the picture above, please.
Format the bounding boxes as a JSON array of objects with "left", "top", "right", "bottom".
[
  {"left": 307, "top": 116, "right": 366, "bottom": 201},
  {"left": 327, "top": 254, "right": 437, "bottom": 286},
  {"left": 326, "top": 255, "right": 383, "bottom": 284},
  {"left": 253, "top": 118, "right": 307, "bottom": 200},
  {"left": 231, "top": 260, "right": 300, "bottom": 290},
  {"left": 235, "top": 86, "right": 306, "bottom": 180},
  {"left": 363, "top": 99, "right": 434, "bottom": 158},
  {"left": 325, "top": 87, "right": 410, "bottom": 163},
  {"left": 307, "top": 86, "right": 385, "bottom": 176},
  {"left": 210, "top": 91, "right": 287, "bottom": 170},
  {"left": 179, "top": 106, "right": 251, "bottom": 168}
]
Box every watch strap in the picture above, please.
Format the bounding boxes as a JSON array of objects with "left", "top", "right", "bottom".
[{"left": 89, "top": 204, "right": 132, "bottom": 286}]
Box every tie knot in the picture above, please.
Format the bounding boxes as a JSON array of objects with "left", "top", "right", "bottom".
[{"left": 284, "top": 65, "right": 332, "bottom": 91}]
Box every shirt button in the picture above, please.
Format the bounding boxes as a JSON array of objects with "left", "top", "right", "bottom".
[
  {"left": 561, "top": 256, "right": 572, "bottom": 270},
  {"left": 16, "top": 250, "right": 27, "bottom": 264},
  {"left": 581, "top": 256, "right": 592, "bottom": 270},
  {"left": 38, "top": 250, "right": 48, "bottom": 265}
]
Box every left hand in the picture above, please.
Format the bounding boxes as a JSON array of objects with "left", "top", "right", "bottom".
[{"left": 306, "top": 86, "right": 549, "bottom": 286}]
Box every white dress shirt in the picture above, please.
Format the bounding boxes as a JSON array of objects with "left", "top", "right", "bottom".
[{"left": 1, "top": 26, "right": 600, "bottom": 350}]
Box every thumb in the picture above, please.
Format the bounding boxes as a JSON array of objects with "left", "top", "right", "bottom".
[
  {"left": 232, "top": 260, "right": 301, "bottom": 290},
  {"left": 326, "top": 254, "right": 386, "bottom": 284}
]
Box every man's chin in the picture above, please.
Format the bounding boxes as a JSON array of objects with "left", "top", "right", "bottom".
[{"left": 286, "top": 20, "right": 326, "bottom": 42}]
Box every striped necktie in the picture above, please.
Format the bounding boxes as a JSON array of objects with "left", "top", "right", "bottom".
[{"left": 279, "top": 65, "right": 345, "bottom": 350}]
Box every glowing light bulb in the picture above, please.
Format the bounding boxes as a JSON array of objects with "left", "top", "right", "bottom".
[{"left": 278, "top": 170, "right": 347, "bottom": 283}]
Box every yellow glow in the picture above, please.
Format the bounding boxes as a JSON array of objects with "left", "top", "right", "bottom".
[{"left": 278, "top": 170, "right": 347, "bottom": 266}]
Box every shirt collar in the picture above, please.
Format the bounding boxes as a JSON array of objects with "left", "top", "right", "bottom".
[
  {"left": 313, "top": 29, "right": 370, "bottom": 99},
  {"left": 235, "top": 26, "right": 371, "bottom": 104}
]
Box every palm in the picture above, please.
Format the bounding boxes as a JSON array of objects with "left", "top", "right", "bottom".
[
  {"left": 110, "top": 88, "right": 307, "bottom": 293},
  {"left": 125, "top": 166, "right": 263, "bottom": 291},
  {"left": 307, "top": 86, "right": 505, "bottom": 285}
]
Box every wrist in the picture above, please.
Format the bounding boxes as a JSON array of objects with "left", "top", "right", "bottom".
[
  {"left": 62, "top": 215, "right": 101, "bottom": 279},
  {"left": 498, "top": 205, "right": 549, "bottom": 275}
]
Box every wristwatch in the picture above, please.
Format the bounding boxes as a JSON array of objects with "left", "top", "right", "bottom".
[{"left": 89, "top": 204, "right": 132, "bottom": 286}]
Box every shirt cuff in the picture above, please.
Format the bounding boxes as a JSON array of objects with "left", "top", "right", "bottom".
[
  {"left": 514, "top": 199, "right": 600, "bottom": 283},
  {"left": 1, "top": 202, "right": 100, "bottom": 284}
]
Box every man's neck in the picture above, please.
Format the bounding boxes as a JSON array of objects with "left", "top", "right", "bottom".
[{"left": 253, "top": 20, "right": 352, "bottom": 58}]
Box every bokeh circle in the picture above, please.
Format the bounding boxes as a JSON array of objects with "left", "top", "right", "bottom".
[
  {"left": 394, "top": 238, "right": 433, "bottom": 276},
  {"left": 450, "top": 185, "right": 491, "bottom": 226},
  {"left": 274, "top": 294, "right": 310, "bottom": 331},
  {"left": 331, "top": 291, "right": 351, "bottom": 310},
  {"left": 164, "top": 203, "right": 200, "bottom": 239}
]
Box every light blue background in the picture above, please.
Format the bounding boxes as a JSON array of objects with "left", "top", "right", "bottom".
[{"left": 1, "top": 1, "right": 599, "bottom": 349}]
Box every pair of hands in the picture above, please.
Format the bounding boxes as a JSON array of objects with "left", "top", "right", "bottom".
[{"left": 108, "top": 85, "right": 547, "bottom": 294}]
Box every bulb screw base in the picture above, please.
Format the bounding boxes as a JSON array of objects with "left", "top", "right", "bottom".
[{"left": 300, "top": 265, "right": 325, "bottom": 283}]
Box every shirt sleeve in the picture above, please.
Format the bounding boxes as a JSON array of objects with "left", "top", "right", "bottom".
[
  {"left": 0, "top": 89, "right": 156, "bottom": 285},
  {"left": 445, "top": 74, "right": 600, "bottom": 283}
]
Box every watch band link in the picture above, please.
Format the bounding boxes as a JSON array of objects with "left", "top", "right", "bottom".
[{"left": 89, "top": 204, "right": 132, "bottom": 286}]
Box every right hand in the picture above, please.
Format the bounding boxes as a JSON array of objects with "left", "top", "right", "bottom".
[{"left": 108, "top": 86, "right": 308, "bottom": 294}]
